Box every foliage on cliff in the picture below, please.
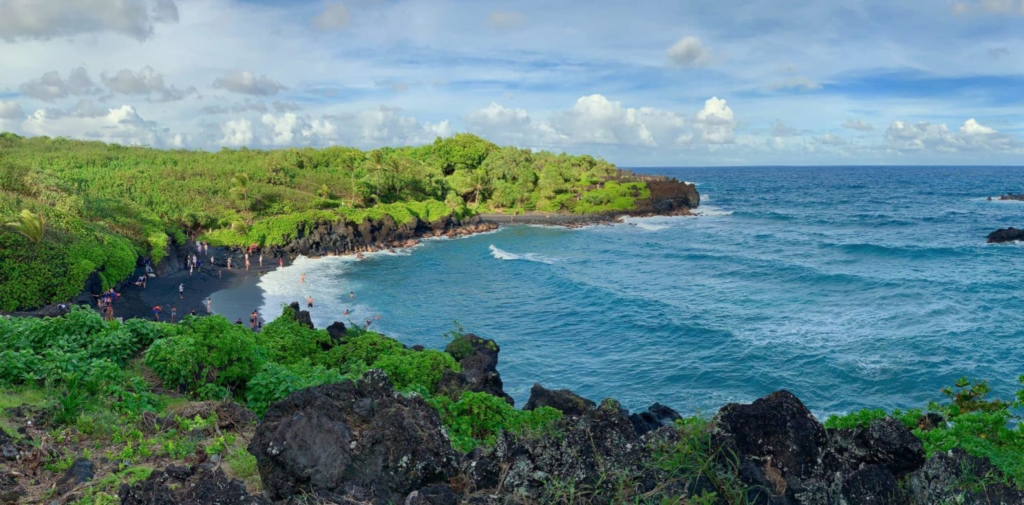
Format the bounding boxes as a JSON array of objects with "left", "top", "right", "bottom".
[{"left": 0, "top": 132, "right": 640, "bottom": 310}]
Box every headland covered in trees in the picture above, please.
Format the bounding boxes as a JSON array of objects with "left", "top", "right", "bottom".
[{"left": 0, "top": 132, "right": 697, "bottom": 313}]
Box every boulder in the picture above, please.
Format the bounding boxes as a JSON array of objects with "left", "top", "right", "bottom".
[
  {"left": 439, "top": 334, "right": 513, "bottom": 405},
  {"left": 629, "top": 402, "right": 683, "bottom": 436},
  {"left": 0, "top": 473, "right": 24, "bottom": 505},
  {"left": 906, "top": 449, "right": 1024, "bottom": 504},
  {"left": 827, "top": 417, "right": 925, "bottom": 478},
  {"left": 987, "top": 227, "right": 1024, "bottom": 243},
  {"left": 55, "top": 457, "right": 94, "bottom": 495},
  {"left": 326, "top": 321, "right": 347, "bottom": 344},
  {"left": 404, "top": 484, "right": 459, "bottom": 505},
  {"left": 523, "top": 383, "right": 596, "bottom": 416},
  {"left": 487, "top": 398, "right": 654, "bottom": 500},
  {"left": 118, "top": 464, "right": 263, "bottom": 504},
  {"left": 247, "top": 370, "right": 458, "bottom": 502},
  {"left": 286, "top": 302, "right": 314, "bottom": 329}
]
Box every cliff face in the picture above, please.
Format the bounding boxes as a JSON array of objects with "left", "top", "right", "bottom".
[
  {"left": 269, "top": 214, "right": 496, "bottom": 258},
  {"left": 636, "top": 178, "right": 700, "bottom": 215}
]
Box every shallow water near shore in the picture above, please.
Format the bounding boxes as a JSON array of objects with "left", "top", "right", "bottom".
[{"left": 216, "top": 166, "right": 1024, "bottom": 416}]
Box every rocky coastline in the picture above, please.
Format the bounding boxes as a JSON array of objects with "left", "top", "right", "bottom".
[
  {"left": 987, "top": 227, "right": 1024, "bottom": 244},
  {"left": 99, "top": 309, "right": 1022, "bottom": 504}
]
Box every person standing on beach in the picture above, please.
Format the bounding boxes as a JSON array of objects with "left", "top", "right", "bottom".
[
  {"left": 259, "top": 253, "right": 263, "bottom": 268},
  {"left": 179, "top": 283, "right": 184, "bottom": 299},
  {"left": 227, "top": 257, "right": 232, "bottom": 269},
  {"left": 170, "top": 306, "right": 177, "bottom": 323},
  {"left": 205, "top": 297, "right": 212, "bottom": 313},
  {"left": 307, "top": 295, "right": 314, "bottom": 308},
  {"left": 245, "top": 255, "right": 251, "bottom": 271},
  {"left": 279, "top": 257, "right": 284, "bottom": 268},
  {"left": 152, "top": 306, "right": 161, "bottom": 321}
]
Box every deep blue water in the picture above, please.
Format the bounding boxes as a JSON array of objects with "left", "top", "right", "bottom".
[{"left": 249, "top": 166, "right": 1024, "bottom": 417}]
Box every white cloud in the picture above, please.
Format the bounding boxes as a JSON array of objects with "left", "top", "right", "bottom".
[
  {"left": 886, "top": 118, "right": 1017, "bottom": 152},
  {"left": 667, "top": 36, "right": 708, "bottom": 68},
  {"left": 262, "top": 112, "right": 302, "bottom": 145},
  {"left": 465, "top": 102, "right": 562, "bottom": 145},
  {"left": 312, "top": 2, "right": 351, "bottom": 31},
  {"left": 272, "top": 101, "right": 302, "bottom": 112},
  {"left": 842, "top": 118, "right": 875, "bottom": 131},
  {"left": 769, "top": 76, "right": 821, "bottom": 91},
  {"left": 770, "top": 120, "right": 798, "bottom": 137},
  {"left": 487, "top": 11, "right": 526, "bottom": 31},
  {"left": 23, "top": 102, "right": 177, "bottom": 147},
  {"left": 101, "top": 66, "right": 197, "bottom": 102},
  {"left": 816, "top": 133, "right": 847, "bottom": 146},
  {"left": 219, "top": 118, "right": 255, "bottom": 147},
  {"left": 550, "top": 94, "right": 686, "bottom": 147},
  {"left": 0, "top": 0, "right": 178, "bottom": 41},
  {"left": 685, "top": 97, "right": 736, "bottom": 144},
  {"left": 212, "top": 71, "right": 286, "bottom": 96},
  {"left": 20, "top": 67, "right": 99, "bottom": 102},
  {"left": 0, "top": 100, "right": 23, "bottom": 133}
]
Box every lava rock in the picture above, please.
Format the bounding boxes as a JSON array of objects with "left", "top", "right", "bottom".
[
  {"left": 286, "top": 302, "right": 314, "bottom": 329},
  {"left": 629, "top": 402, "right": 683, "bottom": 436},
  {"left": 987, "top": 227, "right": 1024, "bottom": 243},
  {"left": 906, "top": 449, "right": 1024, "bottom": 504},
  {"left": 828, "top": 417, "right": 925, "bottom": 478},
  {"left": 118, "top": 464, "right": 263, "bottom": 504},
  {"left": 405, "top": 484, "right": 459, "bottom": 505},
  {"left": 523, "top": 383, "right": 596, "bottom": 416},
  {"left": 55, "top": 458, "right": 94, "bottom": 495},
  {"left": 247, "top": 370, "right": 458, "bottom": 502},
  {"left": 439, "top": 334, "right": 514, "bottom": 405},
  {"left": 326, "top": 321, "right": 348, "bottom": 344}
]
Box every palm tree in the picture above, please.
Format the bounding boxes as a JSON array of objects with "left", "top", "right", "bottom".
[
  {"left": 5, "top": 209, "right": 46, "bottom": 245},
  {"left": 229, "top": 173, "right": 254, "bottom": 225},
  {"left": 367, "top": 151, "right": 386, "bottom": 203},
  {"left": 468, "top": 170, "right": 491, "bottom": 206}
]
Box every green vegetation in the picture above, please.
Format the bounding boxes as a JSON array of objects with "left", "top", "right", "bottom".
[
  {"left": 825, "top": 376, "right": 1024, "bottom": 487},
  {"left": 0, "top": 132, "right": 643, "bottom": 310}
]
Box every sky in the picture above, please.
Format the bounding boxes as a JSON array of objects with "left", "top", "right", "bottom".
[{"left": 1, "top": 0, "right": 1023, "bottom": 166}]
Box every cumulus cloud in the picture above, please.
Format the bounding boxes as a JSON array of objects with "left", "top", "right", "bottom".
[
  {"left": 212, "top": 71, "right": 286, "bottom": 96},
  {"left": 842, "top": 118, "right": 874, "bottom": 131},
  {"left": 886, "top": 118, "right": 1018, "bottom": 152},
  {"left": 23, "top": 101, "right": 181, "bottom": 147},
  {"left": 550, "top": 94, "right": 693, "bottom": 147},
  {"left": 20, "top": 67, "right": 99, "bottom": 101},
  {"left": 465, "top": 102, "right": 562, "bottom": 145},
  {"left": 685, "top": 97, "right": 736, "bottom": 144},
  {"left": 667, "top": 36, "right": 708, "bottom": 68},
  {"left": 219, "top": 118, "right": 255, "bottom": 147},
  {"left": 816, "top": 133, "right": 847, "bottom": 146},
  {"left": 312, "top": 1, "right": 351, "bottom": 31},
  {"left": 101, "top": 66, "right": 197, "bottom": 102},
  {"left": 487, "top": 11, "right": 526, "bottom": 30},
  {"left": 0, "top": 0, "right": 178, "bottom": 42}
]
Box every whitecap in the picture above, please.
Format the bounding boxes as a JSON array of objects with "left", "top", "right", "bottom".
[
  {"left": 695, "top": 205, "right": 733, "bottom": 217},
  {"left": 489, "top": 245, "right": 556, "bottom": 264}
]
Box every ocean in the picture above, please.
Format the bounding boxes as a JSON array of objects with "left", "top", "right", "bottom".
[{"left": 215, "top": 166, "right": 1024, "bottom": 417}]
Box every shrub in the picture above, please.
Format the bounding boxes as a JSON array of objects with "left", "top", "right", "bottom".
[
  {"left": 369, "top": 349, "right": 459, "bottom": 393},
  {"left": 145, "top": 316, "right": 267, "bottom": 394},
  {"left": 427, "top": 391, "right": 561, "bottom": 453},
  {"left": 246, "top": 361, "right": 345, "bottom": 416},
  {"left": 257, "top": 306, "right": 333, "bottom": 365}
]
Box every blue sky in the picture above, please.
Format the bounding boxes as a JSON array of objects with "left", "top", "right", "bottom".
[{"left": 0, "top": 0, "right": 1022, "bottom": 166}]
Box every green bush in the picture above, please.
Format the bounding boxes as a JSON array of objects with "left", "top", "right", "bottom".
[
  {"left": 369, "top": 349, "right": 459, "bottom": 393},
  {"left": 428, "top": 391, "right": 562, "bottom": 452},
  {"left": 246, "top": 361, "right": 345, "bottom": 416},
  {"left": 257, "top": 306, "right": 333, "bottom": 365},
  {"left": 145, "top": 316, "right": 267, "bottom": 394}
]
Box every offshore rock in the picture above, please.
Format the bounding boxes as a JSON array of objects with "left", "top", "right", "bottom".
[
  {"left": 118, "top": 464, "right": 263, "bottom": 504},
  {"left": 248, "top": 370, "right": 458, "bottom": 502},
  {"left": 629, "top": 402, "right": 683, "bottom": 436},
  {"left": 523, "top": 383, "right": 596, "bottom": 416},
  {"left": 439, "top": 334, "right": 513, "bottom": 405},
  {"left": 987, "top": 227, "right": 1024, "bottom": 243}
]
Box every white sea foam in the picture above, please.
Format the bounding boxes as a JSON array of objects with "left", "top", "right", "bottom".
[
  {"left": 695, "top": 205, "right": 733, "bottom": 217},
  {"left": 489, "top": 245, "right": 556, "bottom": 264},
  {"left": 635, "top": 222, "right": 670, "bottom": 232}
]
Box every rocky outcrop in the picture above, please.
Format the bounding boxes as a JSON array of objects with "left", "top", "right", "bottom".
[
  {"left": 906, "top": 448, "right": 1024, "bottom": 504},
  {"left": 272, "top": 214, "right": 497, "bottom": 259},
  {"left": 286, "top": 302, "right": 314, "bottom": 329},
  {"left": 523, "top": 383, "right": 597, "bottom": 416},
  {"left": 711, "top": 390, "right": 926, "bottom": 504},
  {"left": 118, "top": 464, "right": 263, "bottom": 504},
  {"left": 638, "top": 179, "right": 700, "bottom": 214},
  {"left": 55, "top": 457, "right": 94, "bottom": 495},
  {"left": 996, "top": 193, "right": 1024, "bottom": 202},
  {"left": 987, "top": 227, "right": 1024, "bottom": 243},
  {"left": 438, "top": 334, "right": 514, "bottom": 405},
  {"left": 629, "top": 402, "right": 683, "bottom": 436},
  {"left": 247, "top": 370, "right": 458, "bottom": 503}
]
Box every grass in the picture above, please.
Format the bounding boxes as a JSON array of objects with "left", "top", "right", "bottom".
[{"left": 0, "top": 384, "right": 49, "bottom": 436}]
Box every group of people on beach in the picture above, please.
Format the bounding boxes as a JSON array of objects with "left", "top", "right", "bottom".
[{"left": 94, "top": 288, "right": 120, "bottom": 321}]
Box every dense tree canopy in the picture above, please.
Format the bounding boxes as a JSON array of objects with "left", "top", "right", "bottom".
[{"left": 0, "top": 132, "right": 649, "bottom": 310}]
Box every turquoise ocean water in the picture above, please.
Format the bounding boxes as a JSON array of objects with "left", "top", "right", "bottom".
[{"left": 225, "top": 166, "right": 1024, "bottom": 416}]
